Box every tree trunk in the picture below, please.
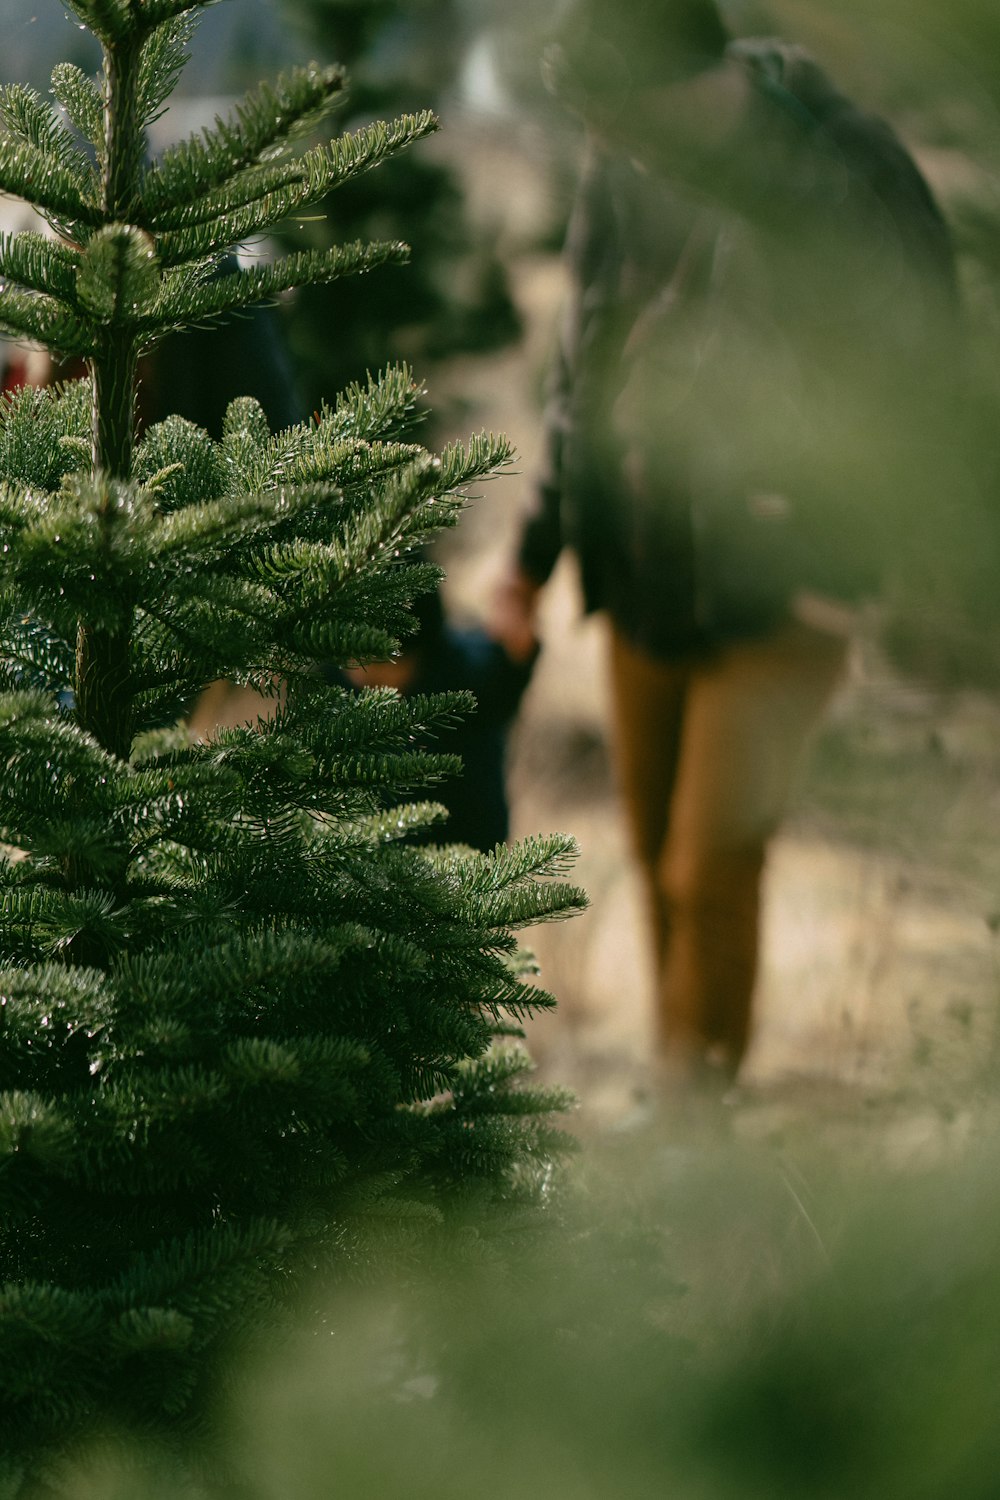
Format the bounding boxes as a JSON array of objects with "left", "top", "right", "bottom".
[{"left": 76, "top": 34, "right": 145, "bottom": 764}]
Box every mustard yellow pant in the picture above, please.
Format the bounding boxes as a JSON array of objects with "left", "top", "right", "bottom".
[{"left": 608, "top": 618, "right": 847, "bottom": 1079}]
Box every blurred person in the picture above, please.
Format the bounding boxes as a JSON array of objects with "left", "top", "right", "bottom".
[{"left": 492, "top": 0, "right": 957, "bottom": 1092}]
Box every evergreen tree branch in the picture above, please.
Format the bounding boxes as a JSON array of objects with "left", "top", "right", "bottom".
[
  {"left": 0, "top": 85, "right": 96, "bottom": 194},
  {"left": 287, "top": 686, "right": 477, "bottom": 759},
  {"left": 259, "top": 460, "right": 442, "bottom": 633},
  {"left": 130, "top": 0, "right": 225, "bottom": 34},
  {"left": 276, "top": 436, "right": 425, "bottom": 490},
  {"left": 132, "top": 410, "right": 225, "bottom": 509},
  {"left": 0, "top": 233, "right": 82, "bottom": 303},
  {"left": 343, "top": 802, "right": 449, "bottom": 845},
  {"left": 62, "top": 0, "right": 133, "bottom": 44},
  {"left": 76, "top": 224, "right": 159, "bottom": 324},
  {"left": 153, "top": 112, "right": 437, "bottom": 261},
  {"left": 63, "top": 0, "right": 219, "bottom": 46},
  {"left": 51, "top": 65, "right": 104, "bottom": 154},
  {"left": 136, "top": 13, "right": 196, "bottom": 126},
  {"left": 464, "top": 834, "right": 583, "bottom": 892},
  {"left": 145, "top": 241, "right": 409, "bottom": 334},
  {"left": 142, "top": 63, "right": 347, "bottom": 216},
  {"left": 0, "top": 138, "right": 102, "bottom": 231},
  {"left": 146, "top": 482, "right": 341, "bottom": 573},
  {"left": 436, "top": 431, "right": 516, "bottom": 491},
  {"left": 94, "top": 1219, "right": 293, "bottom": 1328},
  {"left": 475, "top": 881, "right": 589, "bottom": 932},
  {"left": 448, "top": 1047, "right": 574, "bottom": 1117},
  {"left": 0, "top": 382, "right": 92, "bottom": 492},
  {"left": 0, "top": 693, "right": 120, "bottom": 851},
  {"left": 0, "top": 615, "right": 76, "bottom": 697},
  {"left": 0, "top": 289, "right": 93, "bottom": 358},
  {"left": 0, "top": 964, "right": 114, "bottom": 1057},
  {"left": 323, "top": 364, "right": 425, "bottom": 444}
]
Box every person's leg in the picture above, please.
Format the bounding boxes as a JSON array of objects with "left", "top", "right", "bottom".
[
  {"left": 657, "top": 620, "right": 848, "bottom": 1078},
  {"left": 607, "top": 625, "right": 689, "bottom": 974}
]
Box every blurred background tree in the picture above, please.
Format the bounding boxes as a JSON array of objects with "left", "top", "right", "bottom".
[{"left": 275, "top": 0, "right": 521, "bottom": 417}]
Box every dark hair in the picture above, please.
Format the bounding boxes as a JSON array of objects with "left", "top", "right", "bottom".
[{"left": 561, "top": 0, "right": 729, "bottom": 98}]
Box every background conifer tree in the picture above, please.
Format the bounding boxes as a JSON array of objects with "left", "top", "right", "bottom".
[
  {"left": 0, "top": 0, "right": 582, "bottom": 1477},
  {"left": 278, "top": 0, "right": 521, "bottom": 414}
]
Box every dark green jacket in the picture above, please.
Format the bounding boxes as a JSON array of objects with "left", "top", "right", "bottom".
[{"left": 519, "top": 39, "right": 958, "bottom": 657}]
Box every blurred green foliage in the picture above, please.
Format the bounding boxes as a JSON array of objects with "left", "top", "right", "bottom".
[
  {"left": 719, "top": 1, "right": 1000, "bottom": 686},
  {"left": 37, "top": 1106, "right": 1000, "bottom": 1499}
]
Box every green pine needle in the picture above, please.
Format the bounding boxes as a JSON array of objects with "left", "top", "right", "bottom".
[
  {"left": 76, "top": 224, "right": 159, "bottom": 322},
  {"left": 147, "top": 240, "right": 409, "bottom": 335},
  {"left": 143, "top": 62, "right": 347, "bottom": 216},
  {"left": 136, "top": 14, "right": 197, "bottom": 126},
  {"left": 0, "top": 231, "right": 82, "bottom": 303},
  {"left": 50, "top": 64, "right": 104, "bottom": 153},
  {"left": 0, "top": 85, "right": 96, "bottom": 194},
  {"left": 0, "top": 287, "right": 93, "bottom": 359},
  {"left": 0, "top": 137, "right": 102, "bottom": 233},
  {"left": 154, "top": 112, "right": 437, "bottom": 264}
]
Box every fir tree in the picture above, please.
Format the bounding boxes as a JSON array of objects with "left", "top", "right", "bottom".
[
  {"left": 278, "top": 0, "right": 521, "bottom": 413},
  {"left": 0, "top": 0, "right": 582, "bottom": 1477}
]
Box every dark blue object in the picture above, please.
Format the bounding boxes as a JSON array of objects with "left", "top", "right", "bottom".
[{"left": 327, "top": 606, "right": 534, "bottom": 852}]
